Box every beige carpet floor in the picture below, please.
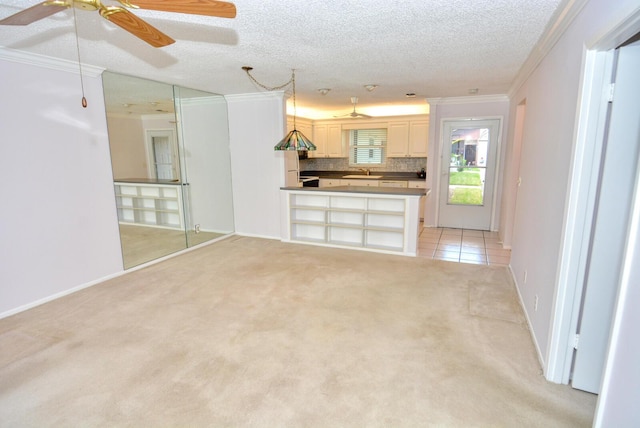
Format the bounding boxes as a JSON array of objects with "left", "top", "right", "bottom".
[{"left": 0, "top": 236, "right": 596, "bottom": 427}]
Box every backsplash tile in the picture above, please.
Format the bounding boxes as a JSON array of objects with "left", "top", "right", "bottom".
[{"left": 300, "top": 157, "right": 427, "bottom": 173}]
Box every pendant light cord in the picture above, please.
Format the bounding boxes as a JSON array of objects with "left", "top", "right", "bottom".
[
  {"left": 242, "top": 66, "right": 294, "bottom": 91},
  {"left": 72, "top": 1, "right": 87, "bottom": 108},
  {"left": 242, "top": 67, "right": 299, "bottom": 129},
  {"left": 291, "top": 70, "right": 298, "bottom": 129}
]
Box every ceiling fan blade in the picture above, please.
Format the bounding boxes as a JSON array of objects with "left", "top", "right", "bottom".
[
  {"left": 121, "top": 0, "right": 236, "bottom": 18},
  {"left": 100, "top": 7, "right": 175, "bottom": 47},
  {"left": 0, "top": 2, "right": 68, "bottom": 26}
]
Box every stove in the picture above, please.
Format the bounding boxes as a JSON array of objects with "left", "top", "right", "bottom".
[{"left": 299, "top": 176, "right": 320, "bottom": 187}]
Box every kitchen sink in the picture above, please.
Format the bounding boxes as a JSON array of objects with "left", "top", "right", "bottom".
[{"left": 342, "top": 175, "right": 383, "bottom": 179}]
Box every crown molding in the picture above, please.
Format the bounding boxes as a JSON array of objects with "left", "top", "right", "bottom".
[
  {"left": 426, "top": 94, "right": 509, "bottom": 105},
  {"left": 0, "top": 46, "right": 104, "bottom": 77},
  {"left": 508, "top": 0, "right": 589, "bottom": 97},
  {"left": 224, "top": 91, "right": 285, "bottom": 103},
  {"left": 178, "top": 95, "right": 226, "bottom": 107}
]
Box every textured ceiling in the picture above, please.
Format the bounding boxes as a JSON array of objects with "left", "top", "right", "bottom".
[{"left": 0, "top": 0, "right": 565, "bottom": 119}]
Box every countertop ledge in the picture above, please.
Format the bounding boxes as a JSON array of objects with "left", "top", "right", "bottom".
[
  {"left": 115, "top": 178, "right": 182, "bottom": 185},
  {"left": 281, "top": 186, "right": 427, "bottom": 196},
  {"left": 300, "top": 171, "right": 426, "bottom": 181}
]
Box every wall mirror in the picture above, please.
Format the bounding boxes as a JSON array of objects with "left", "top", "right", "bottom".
[{"left": 103, "top": 71, "right": 235, "bottom": 269}]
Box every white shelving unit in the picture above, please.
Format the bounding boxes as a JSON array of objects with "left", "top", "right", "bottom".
[
  {"left": 282, "top": 189, "right": 421, "bottom": 256},
  {"left": 114, "top": 182, "right": 184, "bottom": 230}
]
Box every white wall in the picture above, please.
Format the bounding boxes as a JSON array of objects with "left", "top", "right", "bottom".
[
  {"left": 0, "top": 55, "right": 124, "bottom": 316},
  {"left": 424, "top": 97, "right": 510, "bottom": 230},
  {"left": 226, "top": 92, "right": 287, "bottom": 239}
]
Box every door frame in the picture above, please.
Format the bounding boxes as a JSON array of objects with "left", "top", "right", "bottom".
[
  {"left": 145, "top": 128, "right": 179, "bottom": 180},
  {"left": 434, "top": 116, "right": 504, "bottom": 231},
  {"left": 546, "top": 14, "right": 640, "bottom": 385}
]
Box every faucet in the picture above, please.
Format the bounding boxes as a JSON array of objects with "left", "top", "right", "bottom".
[{"left": 359, "top": 168, "right": 370, "bottom": 176}]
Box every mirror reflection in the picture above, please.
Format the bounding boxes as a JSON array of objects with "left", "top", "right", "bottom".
[{"left": 103, "top": 72, "right": 234, "bottom": 269}]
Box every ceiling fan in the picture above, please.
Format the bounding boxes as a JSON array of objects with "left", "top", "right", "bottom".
[
  {"left": 334, "top": 97, "right": 372, "bottom": 119},
  {"left": 0, "top": 0, "right": 237, "bottom": 47}
]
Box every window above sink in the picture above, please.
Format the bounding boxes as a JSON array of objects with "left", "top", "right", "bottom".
[{"left": 348, "top": 128, "right": 387, "bottom": 167}]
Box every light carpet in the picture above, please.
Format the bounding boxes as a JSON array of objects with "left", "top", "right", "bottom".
[{"left": 0, "top": 236, "right": 596, "bottom": 427}]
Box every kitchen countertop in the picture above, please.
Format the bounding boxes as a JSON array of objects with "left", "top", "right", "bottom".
[
  {"left": 299, "top": 171, "right": 426, "bottom": 181},
  {"left": 114, "top": 178, "right": 182, "bottom": 185},
  {"left": 281, "top": 185, "right": 427, "bottom": 196}
]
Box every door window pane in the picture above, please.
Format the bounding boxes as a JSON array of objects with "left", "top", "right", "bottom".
[{"left": 447, "top": 127, "right": 489, "bottom": 206}]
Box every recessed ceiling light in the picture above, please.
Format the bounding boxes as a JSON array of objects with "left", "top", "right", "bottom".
[
  {"left": 406, "top": 93, "right": 416, "bottom": 98},
  {"left": 317, "top": 88, "right": 331, "bottom": 95},
  {"left": 468, "top": 88, "right": 479, "bottom": 94},
  {"left": 364, "top": 84, "right": 378, "bottom": 92}
]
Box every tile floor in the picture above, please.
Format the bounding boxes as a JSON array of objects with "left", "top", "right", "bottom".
[{"left": 417, "top": 227, "right": 511, "bottom": 266}]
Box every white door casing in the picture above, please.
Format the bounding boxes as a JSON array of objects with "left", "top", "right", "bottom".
[
  {"left": 571, "top": 42, "right": 640, "bottom": 394},
  {"left": 146, "top": 129, "right": 179, "bottom": 180}
]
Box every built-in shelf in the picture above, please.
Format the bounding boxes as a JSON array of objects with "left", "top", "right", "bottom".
[
  {"left": 114, "top": 182, "right": 184, "bottom": 229},
  {"left": 282, "top": 189, "right": 422, "bottom": 256}
]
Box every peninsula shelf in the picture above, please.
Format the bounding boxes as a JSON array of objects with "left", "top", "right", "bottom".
[
  {"left": 280, "top": 186, "right": 425, "bottom": 256},
  {"left": 114, "top": 181, "right": 184, "bottom": 230}
]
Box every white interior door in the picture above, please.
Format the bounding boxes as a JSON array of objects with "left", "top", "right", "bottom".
[
  {"left": 438, "top": 119, "right": 500, "bottom": 230},
  {"left": 147, "top": 129, "right": 179, "bottom": 181},
  {"left": 571, "top": 41, "right": 640, "bottom": 393}
]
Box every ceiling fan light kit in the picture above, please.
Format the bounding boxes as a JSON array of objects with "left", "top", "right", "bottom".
[{"left": 334, "top": 96, "right": 371, "bottom": 119}]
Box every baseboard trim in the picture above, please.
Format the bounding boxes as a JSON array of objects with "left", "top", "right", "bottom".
[
  {"left": 0, "top": 233, "right": 238, "bottom": 320},
  {"left": 509, "top": 264, "right": 546, "bottom": 373},
  {"left": 0, "top": 270, "right": 125, "bottom": 320}
]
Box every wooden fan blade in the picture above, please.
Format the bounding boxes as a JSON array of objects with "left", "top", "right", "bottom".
[
  {"left": 122, "top": 0, "right": 236, "bottom": 18},
  {"left": 0, "top": 2, "right": 68, "bottom": 26},
  {"left": 100, "top": 7, "right": 175, "bottom": 48}
]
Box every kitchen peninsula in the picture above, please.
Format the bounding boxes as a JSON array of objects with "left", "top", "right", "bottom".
[{"left": 280, "top": 185, "right": 428, "bottom": 256}]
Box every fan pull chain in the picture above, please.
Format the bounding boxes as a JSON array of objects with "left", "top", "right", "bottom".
[{"left": 71, "top": 2, "right": 87, "bottom": 108}]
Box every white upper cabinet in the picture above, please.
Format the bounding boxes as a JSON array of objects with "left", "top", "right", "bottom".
[
  {"left": 287, "top": 115, "right": 427, "bottom": 159},
  {"left": 387, "top": 119, "right": 429, "bottom": 158},
  {"left": 387, "top": 121, "right": 410, "bottom": 157},
  {"left": 311, "top": 124, "right": 328, "bottom": 157},
  {"left": 311, "top": 123, "right": 343, "bottom": 158},
  {"left": 408, "top": 120, "right": 429, "bottom": 157},
  {"left": 327, "top": 124, "right": 343, "bottom": 157}
]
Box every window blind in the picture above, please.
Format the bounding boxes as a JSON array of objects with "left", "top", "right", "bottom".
[{"left": 349, "top": 128, "right": 387, "bottom": 165}]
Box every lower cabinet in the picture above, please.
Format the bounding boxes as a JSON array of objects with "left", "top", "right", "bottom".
[
  {"left": 408, "top": 180, "right": 427, "bottom": 220},
  {"left": 319, "top": 178, "right": 342, "bottom": 187},
  {"left": 341, "top": 179, "right": 379, "bottom": 187},
  {"left": 283, "top": 190, "right": 421, "bottom": 256}
]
